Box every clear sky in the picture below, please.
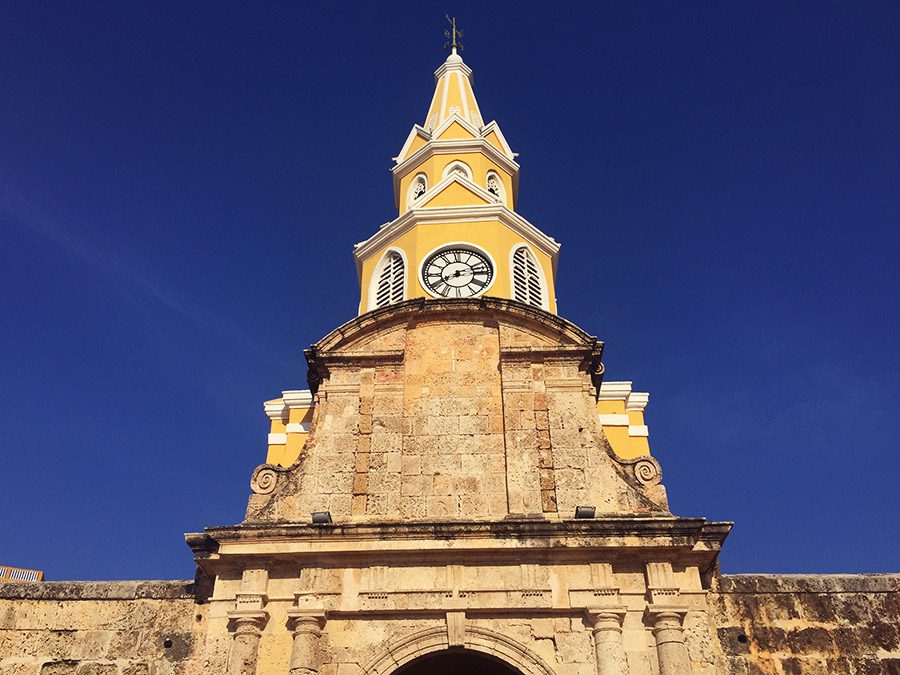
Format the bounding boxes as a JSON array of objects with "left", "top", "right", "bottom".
[{"left": 1, "top": 2, "right": 897, "bottom": 580}]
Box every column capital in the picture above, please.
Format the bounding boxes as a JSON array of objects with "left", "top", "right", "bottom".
[
  {"left": 586, "top": 607, "right": 628, "bottom": 628},
  {"left": 286, "top": 609, "right": 326, "bottom": 635},
  {"left": 645, "top": 605, "right": 688, "bottom": 625},
  {"left": 227, "top": 609, "right": 268, "bottom": 636}
]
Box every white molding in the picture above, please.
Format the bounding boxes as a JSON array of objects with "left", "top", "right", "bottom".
[
  {"left": 286, "top": 422, "right": 311, "bottom": 434},
  {"left": 598, "top": 414, "right": 630, "bottom": 426},
  {"left": 625, "top": 392, "right": 650, "bottom": 412},
  {"left": 406, "top": 173, "right": 428, "bottom": 209},
  {"left": 416, "top": 241, "right": 498, "bottom": 299},
  {"left": 434, "top": 54, "right": 473, "bottom": 83},
  {"left": 392, "top": 137, "right": 520, "bottom": 206},
  {"left": 367, "top": 247, "right": 409, "bottom": 311},
  {"left": 263, "top": 400, "right": 289, "bottom": 422},
  {"left": 282, "top": 390, "right": 313, "bottom": 408},
  {"left": 267, "top": 433, "right": 287, "bottom": 446},
  {"left": 413, "top": 172, "right": 497, "bottom": 210},
  {"left": 354, "top": 203, "right": 560, "bottom": 272},
  {"left": 482, "top": 120, "right": 514, "bottom": 157},
  {"left": 395, "top": 125, "right": 431, "bottom": 164},
  {"left": 456, "top": 72, "right": 470, "bottom": 123},
  {"left": 394, "top": 138, "right": 519, "bottom": 174},
  {"left": 508, "top": 242, "right": 550, "bottom": 311},
  {"left": 441, "top": 160, "right": 472, "bottom": 181},
  {"left": 598, "top": 381, "right": 633, "bottom": 401},
  {"left": 432, "top": 112, "right": 482, "bottom": 142},
  {"left": 486, "top": 170, "right": 506, "bottom": 204},
  {"left": 628, "top": 425, "right": 649, "bottom": 437}
]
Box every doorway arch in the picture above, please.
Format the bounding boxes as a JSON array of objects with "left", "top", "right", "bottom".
[
  {"left": 360, "top": 626, "right": 557, "bottom": 675},
  {"left": 393, "top": 649, "right": 523, "bottom": 675}
]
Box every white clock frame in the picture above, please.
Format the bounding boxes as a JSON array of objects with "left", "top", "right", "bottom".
[{"left": 418, "top": 241, "right": 498, "bottom": 299}]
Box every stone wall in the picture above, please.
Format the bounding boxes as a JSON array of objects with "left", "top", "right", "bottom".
[
  {"left": 711, "top": 574, "right": 900, "bottom": 674},
  {"left": 246, "top": 299, "right": 668, "bottom": 525},
  {"left": 0, "top": 581, "right": 205, "bottom": 674}
]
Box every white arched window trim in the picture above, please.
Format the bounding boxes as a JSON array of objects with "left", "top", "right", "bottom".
[
  {"left": 485, "top": 170, "right": 505, "bottom": 203},
  {"left": 368, "top": 248, "right": 408, "bottom": 311},
  {"left": 509, "top": 244, "right": 549, "bottom": 311},
  {"left": 442, "top": 160, "right": 472, "bottom": 180},
  {"left": 407, "top": 173, "right": 428, "bottom": 209}
]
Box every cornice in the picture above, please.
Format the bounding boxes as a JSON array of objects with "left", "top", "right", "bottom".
[
  {"left": 394, "top": 136, "right": 519, "bottom": 176},
  {"left": 188, "top": 517, "right": 733, "bottom": 566},
  {"left": 434, "top": 57, "right": 473, "bottom": 82},
  {"left": 353, "top": 203, "right": 560, "bottom": 271}
]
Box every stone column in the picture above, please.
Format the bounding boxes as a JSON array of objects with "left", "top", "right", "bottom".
[
  {"left": 226, "top": 611, "right": 267, "bottom": 675},
  {"left": 647, "top": 608, "right": 689, "bottom": 675},
  {"left": 286, "top": 610, "right": 327, "bottom": 675},
  {"left": 587, "top": 609, "right": 629, "bottom": 675}
]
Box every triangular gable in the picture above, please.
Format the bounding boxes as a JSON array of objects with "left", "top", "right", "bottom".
[
  {"left": 415, "top": 174, "right": 497, "bottom": 209},
  {"left": 395, "top": 125, "right": 431, "bottom": 164},
  {"left": 432, "top": 113, "right": 480, "bottom": 141},
  {"left": 482, "top": 121, "right": 514, "bottom": 159}
]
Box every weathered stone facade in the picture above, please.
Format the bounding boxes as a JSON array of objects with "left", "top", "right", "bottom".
[
  {"left": 711, "top": 575, "right": 900, "bottom": 674},
  {"left": 0, "top": 581, "right": 206, "bottom": 674},
  {"left": 3, "top": 298, "right": 897, "bottom": 674}
]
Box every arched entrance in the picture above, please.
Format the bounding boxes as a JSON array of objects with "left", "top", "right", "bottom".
[{"left": 394, "top": 649, "right": 524, "bottom": 675}]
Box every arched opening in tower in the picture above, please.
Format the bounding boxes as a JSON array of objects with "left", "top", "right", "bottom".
[{"left": 393, "top": 648, "right": 525, "bottom": 675}]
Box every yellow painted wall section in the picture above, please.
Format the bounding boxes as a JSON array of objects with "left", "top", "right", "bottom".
[
  {"left": 407, "top": 134, "right": 427, "bottom": 157},
  {"left": 265, "top": 404, "right": 313, "bottom": 467},
  {"left": 359, "top": 220, "right": 557, "bottom": 313},
  {"left": 436, "top": 120, "right": 477, "bottom": 141},
  {"left": 398, "top": 152, "right": 515, "bottom": 215},
  {"left": 484, "top": 130, "right": 505, "bottom": 153},
  {"left": 425, "top": 181, "right": 491, "bottom": 208},
  {"left": 596, "top": 399, "right": 650, "bottom": 460},
  {"left": 443, "top": 73, "right": 465, "bottom": 117}
]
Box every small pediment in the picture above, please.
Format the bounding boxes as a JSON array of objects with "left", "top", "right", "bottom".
[
  {"left": 395, "top": 125, "right": 431, "bottom": 164},
  {"left": 433, "top": 114, "right": 480, "bottom": 141},
  {"left": 414, "top": 174, "right": 498, "bottom": 209}
]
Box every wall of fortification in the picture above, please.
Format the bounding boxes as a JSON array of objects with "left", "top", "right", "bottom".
[
  {"left": 0, "top": 581, "right": 206, "bottom": 675},
  {"left": 710, "top": 574, "right": 900, "bottom": 674}
]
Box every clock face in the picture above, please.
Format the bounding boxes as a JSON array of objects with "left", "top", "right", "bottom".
[{"left": 421, "top": 247, "right": 494, "bottom": 298}]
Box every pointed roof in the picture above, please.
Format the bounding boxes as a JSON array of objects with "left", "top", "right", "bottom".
[{"left": 423, "top": 49, "right": 484, "bottom": 132}]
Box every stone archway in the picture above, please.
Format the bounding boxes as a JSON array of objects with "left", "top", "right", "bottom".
[
  {"left": 360, "top": 626, "right": 557, "bottom": 675},
  {"left": 393, "top": 649, "right": 524, "bottom": 675}
]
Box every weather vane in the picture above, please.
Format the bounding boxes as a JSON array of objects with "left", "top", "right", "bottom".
[{"left": 443, "top": 15, "right": 464, "bottom": 53}]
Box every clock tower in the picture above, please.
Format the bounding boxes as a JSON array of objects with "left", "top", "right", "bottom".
[
  {"left": 187, "top": 31, "right": 732, "bottom": 675},
  {"left": 355, "top": 45, "right": 559, "bottom": 314}
]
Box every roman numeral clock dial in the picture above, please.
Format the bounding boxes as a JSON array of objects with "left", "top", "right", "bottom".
[{"left": 422, "top": 248, "right": 494, "bottom": 298}]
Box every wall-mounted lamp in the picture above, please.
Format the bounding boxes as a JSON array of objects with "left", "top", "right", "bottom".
[
  {"left": 574, "top": 506, "right": 596, "bottom": 519},
  {"left": 311, "top": 511, "right": 333, "bottom": 524}
]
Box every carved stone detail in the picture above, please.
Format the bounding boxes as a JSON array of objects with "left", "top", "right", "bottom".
[{"left": 250, "top": 465, "right": 279, "bottom": 495}]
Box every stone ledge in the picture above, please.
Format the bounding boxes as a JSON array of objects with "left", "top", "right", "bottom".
[
  {"left": 718, "top": 574, "right": 900, "bottom": 594},
  {"left": 0, "top": 579, "right": 197, "bottom": 600}
]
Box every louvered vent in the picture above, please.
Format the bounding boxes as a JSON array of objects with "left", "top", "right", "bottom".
[
  {"left": 375, "top": 252, "right": 405, "bottom": 308},
  {"left": 512, "top": 247, "right": 543, "bottom": 308}
]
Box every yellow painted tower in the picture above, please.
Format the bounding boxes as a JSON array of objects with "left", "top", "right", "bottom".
[
  {"left": 355, "top": 44, "right": 559, "bottom": 314},
  {"left": 264, "top": 45, "right": 654, "bottom": 470}
]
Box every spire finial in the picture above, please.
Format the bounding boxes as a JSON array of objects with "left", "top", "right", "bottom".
[{"left": 443, "top": 15, "right": 464, "bottom": 55}]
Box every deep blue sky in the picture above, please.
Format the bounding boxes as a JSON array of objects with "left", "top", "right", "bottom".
[{"left": 2, "top": 2, "right": 897, "bottom": 580}]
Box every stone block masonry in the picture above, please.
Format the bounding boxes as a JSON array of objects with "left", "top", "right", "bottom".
[{"left": 0, "top": 581, "right": 206, "bottom": 674}]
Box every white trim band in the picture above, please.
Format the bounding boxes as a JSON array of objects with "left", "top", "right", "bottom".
[
  {"left": 598, "top": 414, "right": 630, "bottom": 426},
  {"left": 283, "top": 390, "right": 313, "bottom": 408},
  {"left": 628, "top": 425, "right": 649, "bottom": 437},
  {"left": 626, "top": 392, "right": 649, "bottom": 412},
  {"left": 264, "top": 400, "right": 289, "bottom": 422},
  {"left": 597, "top": 381, "right": 650, "bottom": 412},
  {"left": 267, "top": 433, "right": 287, "bottom": 446},
  {"left": 286, "top": 423, "right": 311, "bottom": 434}
]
